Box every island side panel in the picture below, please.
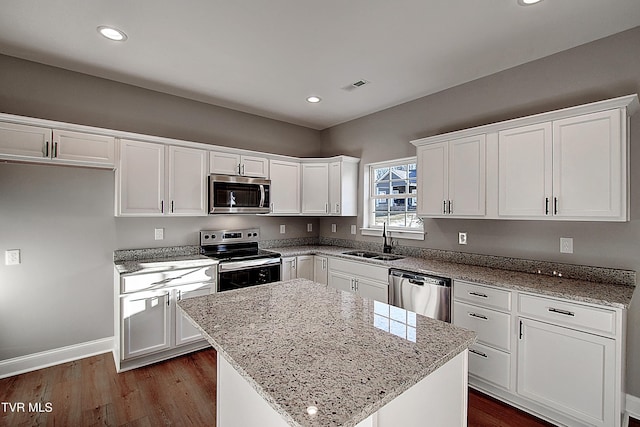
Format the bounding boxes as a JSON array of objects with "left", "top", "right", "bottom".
[{"left": 376, "top": 350, "right": 469, "bottom": 427}]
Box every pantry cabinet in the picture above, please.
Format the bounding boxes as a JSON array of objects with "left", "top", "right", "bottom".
[
  {"left": 269, "top": 159, "right": 301, "bottom": 214},
  {"left": 416, "top": 135, "right": 486, "bottom": 217},
  {"left": 116, "top": 139, "right": 207, "bottom": 216},
  {"left": 0, "top": 121, "right": 115, "bottom": 168},
  {"left": 210, "top": 151, "right": 268, "bottom": 178}
]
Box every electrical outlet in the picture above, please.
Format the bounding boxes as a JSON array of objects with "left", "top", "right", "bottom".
[
  {"left": 154, "top": 228, "right": 164, "bottom": 240},
  {"left": 560, "top": 237, "right": 573, "bottom": 254},
  {"left": 458, "top": 232, "right": 467, "bottom": 245},
  {"left": 5, "top": 249, "right": 20, "bottom": 265},
  {"left": 280, "top": 225, "right": 286, "bottom": 234},
  {"left": 331, "top": 224, "right": 337, "bottom": 233},
  {"left": 307, "top": 223, "right": 313, "bottom": 232},
  {"left": 351, "top": 225, "right": 357, "bottom": 235}
]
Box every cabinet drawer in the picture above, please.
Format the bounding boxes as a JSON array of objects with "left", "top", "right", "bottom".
[
  {"left": 453, "top": 301, "right": 511, "bottom": 351},
  {"left": 518, "top": 294, "right": 616, "bottom": 336},
  {"left": 328, "top": 257, "right": 389, "bottom": 282},
  {"left": 469, "top": 342, "right": 511, "bottom": 390},
  {"left": 122, "top": 266, "right": 215, "bottom": 293},
  {"left": 454, "top": 280, "right": 511, "bottom": 311}
]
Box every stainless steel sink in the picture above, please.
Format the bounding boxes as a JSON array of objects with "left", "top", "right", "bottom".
[{"left": 342, "top": 251, "right": 404, "bottom": 261}]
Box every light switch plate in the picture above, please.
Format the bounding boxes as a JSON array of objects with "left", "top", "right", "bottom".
[
  {"left": 351, "top": 225, "right": 357, "bottom": 235},
  {"left": 560, "top": 237, "right": 573, "bottom": 254},
  {"left": 280, "top": 225, "right": 286, "bottom": 234},
  {"left": 331, "top": 224, "right": 337, "bottom": 233},
  {"left": 307, "top": 223, "right": 313, "bottom": 232},
  {"left": 154, "top": 228, "right": 164, "bottom": 240},
  {"left": 458, "top": 232, "right": 467, "bottom": 245},
  {"left": 5, "top": 249, "right": 20, "bottom": 265}
]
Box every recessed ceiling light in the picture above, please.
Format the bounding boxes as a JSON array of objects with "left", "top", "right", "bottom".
[
  {"left": 97, "top": 26, "right": 128, "bottom": 42},
  {"left": 518, "top": 0, "right": 542, "bottom": 5},
  {"left": 306, "top": 96, "right": 321, "bottom": 103}
]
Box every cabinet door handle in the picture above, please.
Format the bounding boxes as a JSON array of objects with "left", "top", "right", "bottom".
[
  {"left": 53, "top": 142, "right": 58, "bottom": 158},
  {"left": 171, "top": 201, "right": 174, "bottom": 213},
  {"left": 448, "top": 200, "right": 452, "bottom": 214},
  {"left": 270, "top": 202, "right": 274, "bottom": 213},
  {"left": 292, "top": 259, "right": 296, "bottom": 270},
  {"left": 548, "top": 307, "right": 575, "bottom": 317},
  {"left": 468, "top": 312, "right": 488, "bottom": 320},
  {"left": 161, "top": 200, "right": 164, "bottom": 213},
  {"left": 325, "top": 203, "right": 328, "bottom": 214},
  {"left": 469, "top": 291, "right": 488, "bottom": 298},
  {"left": 44, "top": 141, "right": 50, "bottom": 157},
  {"left": 519, "top": 320, "right": 523, "bottom": 339},
  {"left": 469, "top": 349, "right": 488, "bottom": 358},
  {"left": 335, "top": 203, "right": 340, "bottom": 213},
  {"left": 177, "top": 290, "right": 182, "bottom": 301},
  {"left": 242, "top": 164, "right": 245, "bottom": 175},
  {"left": 554, "top": 197, "right": 558, "bottom": 215},
  {"left": 322, "top": 259, "right": 326, "bottom": 270},
  {"left": 545, "top": 197, "right": 549, "bottom": 215},
  {"left": 166, "top": 291, "right": 170, "bottom": 306}
]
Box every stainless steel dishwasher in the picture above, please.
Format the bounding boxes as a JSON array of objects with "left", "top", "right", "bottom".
[{"left": 388, "top": 269, "right": 451, "bottom": 322}]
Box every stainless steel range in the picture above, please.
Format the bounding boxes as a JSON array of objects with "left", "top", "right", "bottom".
[{"left": 200, "top": 228, "right": 281, "bottom": 292}]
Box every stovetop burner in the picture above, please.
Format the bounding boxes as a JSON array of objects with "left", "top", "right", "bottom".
[{"left": 200, "top": 228, "right": 280, "bottom": 262}]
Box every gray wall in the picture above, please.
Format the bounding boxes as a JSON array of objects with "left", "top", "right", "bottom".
[
  {"left": 320, "top": 26, "right": 640, "bottom": 395},
  {"left": 0, "top": 54, "right": 322, "bottom": 360}
]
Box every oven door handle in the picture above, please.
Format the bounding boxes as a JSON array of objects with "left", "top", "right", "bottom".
[{"left": 218, "top": 257, "right": 281, "bottom": 272}]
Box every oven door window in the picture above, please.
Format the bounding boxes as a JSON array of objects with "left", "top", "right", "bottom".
[
  {"left": 213, "top": 182, "right": 264, "bottom": 208},
  {"left": 218, "top": 264, "right": 280, "bottom": 292}
]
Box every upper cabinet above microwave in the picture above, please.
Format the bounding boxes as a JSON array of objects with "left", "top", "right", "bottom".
[
  {"left": 209, "top": 151, "right": 269, "bottom": 178},
  {"left": 411, "top": 94, "right": 639, "bottom": 222}
]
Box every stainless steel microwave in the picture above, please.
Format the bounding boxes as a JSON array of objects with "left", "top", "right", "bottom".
[{"left": 208, "top": 174, "right": 271, "bottom": 214}]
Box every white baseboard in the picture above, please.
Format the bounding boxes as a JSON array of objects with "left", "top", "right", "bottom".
[
  {"left": 627, "top": 394, "right": 640, "bottom": 421},
  {"left": 0, "top": 337, "right": 114, "bottom": 379}
]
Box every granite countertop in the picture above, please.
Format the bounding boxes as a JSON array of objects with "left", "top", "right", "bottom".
[
  {"left": 178, "top": 279, "right": 476, "bottom": 427},
  {"left": 274, "top": 246, "right": 635, "bottom": 309},
  {"left": 114, "top": 254, "right": 217, "bottom": 275}
]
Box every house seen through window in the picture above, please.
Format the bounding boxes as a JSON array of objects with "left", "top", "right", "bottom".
[{"left": 368, "top": 158, "right": 420, "bottom": 230}]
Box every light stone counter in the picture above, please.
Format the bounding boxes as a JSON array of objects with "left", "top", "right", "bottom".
[
  {"left": 178, "top": 279, "right": 477, "bottom": 427},
  {"left": 274, "top": 246, "right": 635, "bottom": 309}
]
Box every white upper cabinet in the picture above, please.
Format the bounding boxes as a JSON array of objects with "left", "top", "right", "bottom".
[
  {"left": 301, "top": 162, "right": 330, "bottom": 214},
  {"left": 269, "top": 159, "right": 301, "bottom": 214},
  {"left": 498, "top": 109, "right": 625, "bottom": 220},
  {"left": 416, "top": 135, "right": 486, "bottom": 217},
  {"left": 0, "top": 121, "right": 115, "bottom": 168},
  {"left": 117, "top": 139, "right": 207, "bottom": 216},
  {"left": 414, "top": 94, "right": 638, "bottom": 222},
  {"left": 210, "top": 151, "right": 269, "bottom": 178}
]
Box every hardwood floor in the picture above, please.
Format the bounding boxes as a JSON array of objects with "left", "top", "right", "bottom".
[{"left": 2, "top": 348, "right": 639, "bottom": 426}]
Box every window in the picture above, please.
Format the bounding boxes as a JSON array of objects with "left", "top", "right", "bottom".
[{"left": 366, "top": 157, "right": 421, "bottom": 233}]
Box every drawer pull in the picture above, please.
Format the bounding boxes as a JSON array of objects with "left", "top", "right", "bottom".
[
  {"left": 548, "top": 307, "right": 575, "bottom": 317},
  {"left": 469, "top": 349, "right": 488, "bottom": 358},
  {"left": 469, "top": 291, "right": 488, "bottom": 298},
  {"left": 468, "top": 313, "right": 488, "bottom": 320}
]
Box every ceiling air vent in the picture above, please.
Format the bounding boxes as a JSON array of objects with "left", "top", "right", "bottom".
[{"left": 342, "top": 79, "right": 370, "bottom": 91}]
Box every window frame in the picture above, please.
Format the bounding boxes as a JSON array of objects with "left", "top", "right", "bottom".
[{"left": 362, "top": 157, "right": 424, "bottom": 240}]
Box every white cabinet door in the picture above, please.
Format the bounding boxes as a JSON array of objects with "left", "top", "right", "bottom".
[
  {"left": 417, "top": 142, "right": 448, "bottom": 216},
  {"left": 328, "top": 161, "right": 342, "bottom": 215},
  {"left": 0, "top": 122, "right": 50, "bottom": 159},
  {"left": 314, "top": 256, "right": 328, "bottom": 285},
  {"left": 296, "top": 255, "right": 314, "bottom": 280},
  {"left": 241, "top": 155, "right": 269, "bottom": 178},
  {"left": 269, "top": 159, "right": 301, "bottom": 214},
  {"left": 498, "top": 123, "right": 552, "bottom": 218},
  {"left": 448, "top": 135, "right": 486, "bottom": 216},
  {"left": 175, "top": 284, "right": 212, "bottom": 346},
  {"left": 168, "top": 146, "right": 207, "bottom": 216},
  {"left": 301, "top": 163, "right": 329, "bottom": 214},
  {"left": 328, "top": 270, "right": 354, "bottom": 294},
  {"left": 356, "top": 278, "right": 388, "bottom": 303},
  {"left": 517, "top": 318, "right": 615, "bottom": 427},
  {"left": 52, "top": 129, "right": 115, "bottom": 167},
  {"left": 121, "top": 290, "right": 172, "bottom": 360},
  {"left": 210, "top": 151, "right": 240, "bottom": 175},
  {"left": 281, "top": 257, "right": 297, "bottom": 281},
  {"left": 118, "top": 139, "right": 165, "bottom": 216},
  {"left": 552, "top": 109, "right": 623, "bottom": 220}
]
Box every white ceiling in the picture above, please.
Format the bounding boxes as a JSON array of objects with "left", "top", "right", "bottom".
[{"left": 0, "top": 1, "right": 639, "bottom": 130}]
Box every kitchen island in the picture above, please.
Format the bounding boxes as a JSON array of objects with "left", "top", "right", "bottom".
[{"left": 178, "top": 278, "right": 477, "bottom": 427}]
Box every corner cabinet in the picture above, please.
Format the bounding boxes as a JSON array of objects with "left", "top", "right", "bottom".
[
  {"left": 416, "top": 135, "right": 486, "bottom": 217},
  {"left": 412, "top": 94, "right": 638, "bottom": 221},
  {"left": 300, "top": 157, "right": 359, "bottom": 216},
  {"left": 116, "top": 140, "right": 208, "bottom": 216}
]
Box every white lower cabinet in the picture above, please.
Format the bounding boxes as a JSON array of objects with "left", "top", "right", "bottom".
[
  {"left": 313, "top": 256, "right": 328, "bottom": 285},
  {"left": 116, "top": 266, "right": 215, "bottom": 372},
  {"left": 327, "top": 257, "right": 389, "bottom": 303},
  {"left": 455, "top": 279, "right": 626, "bottom": 427},
  {"left": 281, "top": 255, "right": 317, "bottom": 281}
]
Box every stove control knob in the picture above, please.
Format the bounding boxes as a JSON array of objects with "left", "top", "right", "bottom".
[
  {"left": 212, "top": 235, "right": 217, "bottom": 239},
  {"left": 204, "top": 235, "right": 210, "bottom": 239}
]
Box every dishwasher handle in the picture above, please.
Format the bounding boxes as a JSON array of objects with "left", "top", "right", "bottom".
[{"left": 389, "top": 269, "right": 451, "bottom": 287}]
